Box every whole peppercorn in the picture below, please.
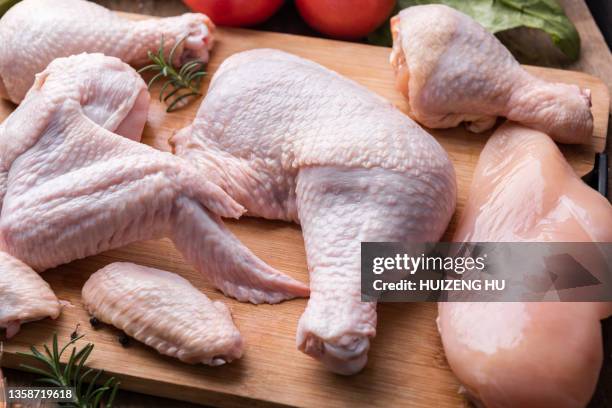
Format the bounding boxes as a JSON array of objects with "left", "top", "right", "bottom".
[
  {"left": 89, "top": 317, "right": 100, "bottom": 329},
  {"left": 118, "top": 332, "right": 130, "bottom": 347}
]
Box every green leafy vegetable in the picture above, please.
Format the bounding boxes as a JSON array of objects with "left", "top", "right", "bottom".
[
  {"left": 368, "top": 0, "right": 580, "bottom": 62},
  {"left": 0, "top": 0, "right": 20, "bottom": 18},
  {"left": 17, "top": 332, "right": 120, "bottom": 408},
  {"left": 139, "top": 35, "right": 207, "bottom": 113}
]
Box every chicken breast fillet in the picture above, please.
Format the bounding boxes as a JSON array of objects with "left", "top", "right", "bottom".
[
  {"left": 172, "top": 49, "right": 456, "bottom": 374},
  {"left": 390, "top": 5, "right": 593, "bottom": 144},
  {"left": 0, "top": 53, "right": 308, "bottom": 305},
  {"left": 438, "top": 122, "right": 612, "bottom": 407},
  {"left": 82, "top": 262, "right": 243, "bottom": 365},
  {"left": 0, "top": 251, "right": 61, "bottom": 339},
  {"left": 0, "top": 0, "right": 215, "bottom": 105}
]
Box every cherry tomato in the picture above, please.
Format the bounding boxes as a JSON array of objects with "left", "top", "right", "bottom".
[
  {"left": 182, "top": 0, "right": 284, "bottom": 27},
  {"left": 296, "top": 0, "right": 396, "bottom": 40}
]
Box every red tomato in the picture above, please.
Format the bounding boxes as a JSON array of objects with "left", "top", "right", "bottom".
[
  {"left": 296, "top": 0, "right": 396, "bottom": 40},
  {"left": 182, "top": 0, "right": 284, "bottom": 27}
]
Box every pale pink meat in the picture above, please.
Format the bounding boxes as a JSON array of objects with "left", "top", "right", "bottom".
[
  {"left": 0, "top": 0, "right": 215, "bottom": 104},
  {"left": 82, "top": 262, "right": 243, "bottom": 365},
  {"left": 438, "top": 122, "right": 612, "bottom": 408},
  {"left": 172, "top": 49, "right": 456, "bottom": 374},
  {"left": 390, "top": 5, "right": 593, "bottom": 144},
  {"left": 0, "top": 251, "right": 61, "bottom": 338},
  {"left": 0, "top": 53, "right": 308, "bottom": 305}
]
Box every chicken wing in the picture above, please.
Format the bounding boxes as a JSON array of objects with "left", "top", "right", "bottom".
[
  {"left": 0, "top": 53, "right": 307, "bottom": 305},
  {"left": 83, "top": 262, "right": 243, "bottom": 365}
]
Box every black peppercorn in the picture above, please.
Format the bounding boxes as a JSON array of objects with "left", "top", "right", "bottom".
[
  {"left": 118, "top": 332, "right": 130, "bottom": 347},
  {"left": 89, "top": 317, "right": 100, "bottom": 328}
]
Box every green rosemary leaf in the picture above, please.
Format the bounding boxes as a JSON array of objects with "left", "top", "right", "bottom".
[
  {"left": 159, "top": 81, "right": 175, "bottom": 102},
  {"left": 188, "top": 71, "right": 207, "bottom": 82},
  {"left": 35, "top": 377, "right": 63, "bottom": 387},
  {"left": 147, "top": 72, "right": 164, "bottom": 90},
  {"left": 18, "top": 363, "right": 55, "bottom": 378},
  {"left": 60, "top": 334, "right": 84, "bottom": 358},
  {"left": 157, "top": 35, "right": 166, "bottom": 64},
  {"left": 106, "top": 381, "right": 120, "bottom": 408},
  {"left": 63, "top": 346, "right": 77, "bottom": 380},
  {"left": 84, "top": 369, "right": 103, "bottom": 400},
  {"left": 52, "top": 333, "right": 60, "bottom": 367},
  {"left": 17, "top": 349, "right": 53, "bottom": 371},
  {"left": 27, "top": 346, "right": 43, "bottom": 358},
  {"left": 138, "top": 64, "right": 161, "bottom": 74},
  {"left": 168, "top": 35, "right": 186, "bottom": 66},
  {"left": 74, "top": 346, "right": 94, "bottom": 397},
  {"left": 43, "top": 344, "right": 53, "bottom": 360},
  {"left": 162, "top": 86, "right": 183, "bottom": 103},
  {"left": 167, "top": 91, "right": 199, "bottom": 112},
  {"left": 178, "top": 60, "right": 204, "bottom": 77}
]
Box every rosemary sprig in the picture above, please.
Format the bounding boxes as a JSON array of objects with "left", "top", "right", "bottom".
[
  {"left": 0, "top": 0, "right": 21, "bottom": 19},
  {"left": 139, "top": 35, "right": 207, "bottom": 112},
  {"left": 16, "top": 332, "right": 119, "bottom": 408}
]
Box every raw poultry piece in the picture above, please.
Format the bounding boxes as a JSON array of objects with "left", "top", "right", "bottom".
[
  {"left": 0, "top": 251, "right": 61, "bottom": 339},
  {"left": 172, "top": 49, "right": 457, "bottom": 374},
  {"left": 0, "top": 0, "right": 215, "bottom": 104},
  {"left": 438, "top": 122, "right": 612, "bottom": 408},
  {"left": 83, "top": 262, "right": 243, "bottom": 365},
  {"left": 390, "top": 5, "right": 593, "bottom": 144},
  {"left": 0, "top": 53, "right": 308, "bottom": 305}
]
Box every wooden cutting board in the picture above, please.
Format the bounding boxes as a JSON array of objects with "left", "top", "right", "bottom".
[{"left": 0, "top": 18, "right": 610, "bottom": 408}]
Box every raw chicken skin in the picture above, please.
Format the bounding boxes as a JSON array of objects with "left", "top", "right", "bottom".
[
  {"left": 0, "top": 53, "right": 308, "bottom": 305},
  {"left": 390, "top": 5, "right": 593, "bottom": 144},
  {"left": 172, "top": 49, "right": 457, "bottom": 374},
  {"left": 438, "top": 122, "right": 612, "bottom": 408},
  {"left": 0, "top": 0, "right": 215, "bottom": 104},
  {"left": 82, "top": 262, "right": 243, "bottom": 365},
  {"left": 0, "top": 251, "right": 61, "bottom": 339}
]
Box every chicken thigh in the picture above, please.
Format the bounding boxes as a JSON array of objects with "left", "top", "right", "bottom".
[
  {"left": 438, "top": 122, "right": 612, "bottom": 407},
  {"left": 83, "top": 262, "right": 243, "bottom": 365},
  {"left": 0, "top": 251, "right": 61, "bottom": 339},
  {"left": 0, "top": 53, "right": 307, "bottom": 304},
  {"left": 0, "top": 0, "right": 214, "bottom": 105},
  {"left": 390, "top": 5, "right": 593, "bottom": 144},
  {"left": 172, "top": 49, "right": 456, "bottom": 374}
]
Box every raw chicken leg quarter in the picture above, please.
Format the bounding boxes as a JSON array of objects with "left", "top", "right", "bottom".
[
  {"left": 0, "top": 53, "right": 308, "bottom": 306},
  {"left": 0, "top": 0, "right": 215, "bottom": 106},
  {"left": 390, "top": 5, "right": 593, "bottom": 144},
  {"left": 83, "top": 262, "right": 243, "bottom": 365},
  {"left": 172, "top": 49, "right": 457, "bottom": 374}
]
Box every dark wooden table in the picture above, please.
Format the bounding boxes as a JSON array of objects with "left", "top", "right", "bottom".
[{"left": 4, "top": 1, "right": 612, "bottom": 407}]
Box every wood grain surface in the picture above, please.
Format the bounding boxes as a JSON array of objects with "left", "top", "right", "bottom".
[
  {"left": 2, "top": 1, "right": 612, "bottom": 407},
  {"left": 0, "top": 14, "right": 610, "bottom": 408}
]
